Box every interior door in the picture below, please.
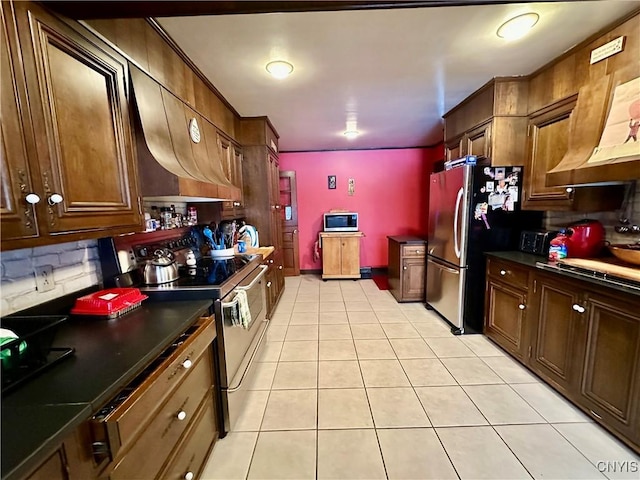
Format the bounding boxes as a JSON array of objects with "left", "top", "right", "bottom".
[{"left": 279, "top": 170, "right": 299, "bottom": 276}]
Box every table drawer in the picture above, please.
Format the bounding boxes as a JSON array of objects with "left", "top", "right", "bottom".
[
  {"left": 109, "top": 350, "right": 213, "bottom": 480},
  {"left": 158, "top": 395, "right": 217, "bottom": 480},
  {"left": 401, "top": 244, "right": 426, "bottom": 258},
  {"left": 487, "top": 259, "right": 529, "bottom": 289},
  {"left": 91, "top": 316, "right": 215, "bottom": 458}
]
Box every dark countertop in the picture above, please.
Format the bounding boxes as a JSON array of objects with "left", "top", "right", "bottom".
[
  {"left": 486, "top": 251, "right": 640, "bottom": 296},
  {"left": 387, "top": 235, "right": 427, "bottom": 244},
  {"left": 1, "top": 299, "right": 212, "bottom": 480}
]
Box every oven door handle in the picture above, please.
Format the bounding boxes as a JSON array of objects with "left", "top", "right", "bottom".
[{"left": 236, "top": 264, "right": 269, "bottom": 291}]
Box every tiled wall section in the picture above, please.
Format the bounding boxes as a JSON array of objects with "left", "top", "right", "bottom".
[
  {"left": 1, "top": 240, "right": 101, "bottom": 316},
  {"left": 545, "top": 181, "right": 640, "bottom": 245}
]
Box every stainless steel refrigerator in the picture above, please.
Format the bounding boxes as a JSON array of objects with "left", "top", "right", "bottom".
[{"left": 426, "top": 164, "right": 542, "bottom": 334}]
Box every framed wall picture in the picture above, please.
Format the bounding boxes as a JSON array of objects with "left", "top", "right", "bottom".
[{"left": 328, "top": 175, "right": 336, "bottom": 189}]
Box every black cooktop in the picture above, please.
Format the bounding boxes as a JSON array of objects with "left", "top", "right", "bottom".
[{"left": 175, "top": 255, "right": 256, "bottom": 287}]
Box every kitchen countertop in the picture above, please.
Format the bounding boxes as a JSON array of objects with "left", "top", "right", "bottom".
[
  {"left": 1, "top": 299, "right": 212, "bottom": 480},
  {"left": 247, "top": 246, "right": 275, "bottom": 258},
  {"left": 387, "top": 235, "right": 427, "bottom": 244},
  {"left": 486, "top": 251, "right": 639, "bottom": 296}
]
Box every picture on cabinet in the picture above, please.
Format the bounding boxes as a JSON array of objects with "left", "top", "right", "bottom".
[{"left": 328, "top": 175, "right": 336, "bottom": 189}]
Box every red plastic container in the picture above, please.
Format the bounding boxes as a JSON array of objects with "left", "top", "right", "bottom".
[{"left": 71, "top": 288, "right": 148, "bottom": 319}]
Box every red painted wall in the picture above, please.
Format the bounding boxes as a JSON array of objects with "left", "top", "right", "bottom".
[{"left": 279, "top": 146, "right": 443, "bottom": 271}]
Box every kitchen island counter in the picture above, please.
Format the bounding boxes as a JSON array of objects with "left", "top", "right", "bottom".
[{"left": 1, "top": 299, "right": 212, "bottom": 480}]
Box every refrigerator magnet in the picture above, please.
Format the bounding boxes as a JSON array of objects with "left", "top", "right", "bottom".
[
  {"left": 494, "top": 167, "right": 506, "bottom": 180},
  {"left": 473, "top": 202, "right": 488, "bottom": 219},
  {"left": 483, "top": 167, "right": 495, "bottom": 179},
  {"left": 485, "top": 181, "right": 494, "bottom": 192}
]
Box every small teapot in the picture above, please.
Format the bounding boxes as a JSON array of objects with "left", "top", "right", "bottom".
[{"left": 143, "top": 249, "right": 179, "bottom": 285}]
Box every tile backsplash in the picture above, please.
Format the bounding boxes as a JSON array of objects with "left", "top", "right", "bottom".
[
  {"left": 1, "top": 240, "right": 101, "bottom": 316},
  {"left": 544, "top": 181, "right": 640, "bottom": 245}
]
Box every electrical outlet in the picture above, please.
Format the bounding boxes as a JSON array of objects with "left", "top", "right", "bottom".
[{"left": 34, "top": 265, "right": 55, "bottom": 292}]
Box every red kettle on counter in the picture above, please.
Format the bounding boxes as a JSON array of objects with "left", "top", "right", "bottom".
[{"left": 565, "top": 219, "right": 606, "bottom": 258}]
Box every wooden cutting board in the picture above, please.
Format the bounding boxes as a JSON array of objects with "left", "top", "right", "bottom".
[{"left": 558, "top": 258, "right": 640, "bottom": 283}]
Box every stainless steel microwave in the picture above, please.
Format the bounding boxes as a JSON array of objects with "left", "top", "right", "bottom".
[{"left": 323, "top": 212, "right": 359, "bottom": 232}]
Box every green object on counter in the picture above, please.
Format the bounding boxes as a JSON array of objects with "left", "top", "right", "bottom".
[{"left": 1, "top": 328, "right": 28, "bottom": 369}]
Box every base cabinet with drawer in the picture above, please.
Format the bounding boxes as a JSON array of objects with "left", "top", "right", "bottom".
[
  {"left": 484, "top": 255, "right": 640, "bottom": 454},
  {"left": 387, "top": 236, "right": 426, "bottom": 302},
  {"left": 91, "top": 315, "right": 219, "bottom": 480},
  {"left": 484, "top": 258, "right": 531, "bottom": 361}
]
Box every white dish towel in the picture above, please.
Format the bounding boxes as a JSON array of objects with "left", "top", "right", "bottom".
[{"left": 234, "top": 289, "right": 252, "bottom": 329}]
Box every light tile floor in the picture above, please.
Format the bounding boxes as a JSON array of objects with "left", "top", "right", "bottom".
[{"left": 201, "top": 275, "right": 640, "bottom": 480}]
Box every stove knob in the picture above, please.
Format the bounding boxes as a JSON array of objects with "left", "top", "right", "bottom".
[{"left": 137, "top": 247, "right": 148, "bottom": 258}]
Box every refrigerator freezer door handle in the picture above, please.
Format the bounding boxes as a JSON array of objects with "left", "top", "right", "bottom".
[
  {"left": 453, "top": 187, "right": 463, "bottom": 259},
  {"left": 427, "top": 257, "right": 460, "bottom": 275}
]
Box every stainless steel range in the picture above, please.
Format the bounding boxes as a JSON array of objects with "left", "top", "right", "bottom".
[{"left": 98, "top": 228, "right": 269, "bottom": 437}]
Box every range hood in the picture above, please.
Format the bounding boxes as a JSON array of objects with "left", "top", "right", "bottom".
[
  {"left": 546, "top": 66, "right": 640, "bottom": 188},
  {"left": 129, "top": 65, "right": 238, "bottom": 202}
]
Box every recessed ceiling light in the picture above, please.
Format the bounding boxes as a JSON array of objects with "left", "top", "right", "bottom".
[
  {"left": 497, "top": 12, "right": 539, "bottom": 40},
  {"left": 266, "top": 60, "right": 294, "bottom": 79},
  {"left": 344, "top": 130, "right": 359, "bottom": 139}
]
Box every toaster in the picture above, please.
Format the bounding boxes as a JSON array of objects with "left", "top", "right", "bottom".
[{"left": 519, "top": 230, "right": 558, "bottom": 256}]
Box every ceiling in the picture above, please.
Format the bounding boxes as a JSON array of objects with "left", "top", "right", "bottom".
[{"left": 155, "top": 2, "right": 637, "bottom": 152}]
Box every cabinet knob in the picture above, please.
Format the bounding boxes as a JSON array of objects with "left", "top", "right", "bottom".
[
  {"left": 275, "top": 204, "right": 281, "bottom": 209},
  {"left": 403, "top": 266, "right": 408, "bottom": 270},
  {"left": 184, "top": 472, "right": 194, "bottom": 480},
  {"left": 278, "top": 265, "right": 283, "bottom": 270},
  {"left": 565, "top": 187, "right": 574, "bottom": 194},
  {"left": 47, "top": 193, "right": 63, "bottom": 205},
  {"left": 182, "top": 359, "right": 193, "bottom": 369},
  {"left": 500, "top": 270, "right": 507, "bottom": 276},
  {"left": 177, "top": 410, "right": 187, "bottom": 421},
  {"left": 267, "top": 281, "right": 272, "bottom": 287},
  {"left": 293, "top": 229, "right": 298, "bottom": 234},
  {"left": 572, "top": 304, "right": 586, "bottom": 313},
  {"left": 269, "top": 259, "right": 274, "bottom": 264},
  {"left": 518, "top": 304, "right": 526, "bottom": 310},
  {"left": 25, "top": 193, "right": 40, "bottom": 204}
]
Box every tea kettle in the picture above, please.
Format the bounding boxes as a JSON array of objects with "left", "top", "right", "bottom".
[
  {"left": 143, "top": 249, "right": 179, "bottom": 284},
  {"left": 565, "top": 219, "right": 606, "bottom": 258}
]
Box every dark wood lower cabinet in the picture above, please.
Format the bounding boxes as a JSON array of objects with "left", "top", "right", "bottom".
[
  {"left": 485, "top": 280, "right": 529, "bottom": 361},
  {"left": 484, "top": 256, "right": 640, "bottom": 454},
  {"left": 580, "top": 293, "right": 640, "bottom": 445},
  {"left": 529, "top": 274, "right": 586, "bottom": 395}
]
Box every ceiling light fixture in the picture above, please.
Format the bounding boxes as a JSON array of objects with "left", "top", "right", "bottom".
[
  {"left": 497, "top": 12, "right": 539, "bottom": 40},
  {"left": 265, "top": 60, "right": 294, "bottom": 79}
]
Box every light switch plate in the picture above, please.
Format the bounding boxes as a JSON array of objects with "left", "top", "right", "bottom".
[{"left": 34, "top": 265, "right": 55, "bottom": 292}]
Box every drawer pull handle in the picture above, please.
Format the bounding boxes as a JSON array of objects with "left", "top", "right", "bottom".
[
  {"left": 177, "top": 410, "right": 187, "bottom": 421},
  {"left": 184, "top": 472, "right": 194, "bottom": 480},
  {"left": 518, "top": 304, "right": 526, "bottom": 310},
  {"left": 182, "top": 359, "right": 193, "bottom": 369},
  {"left": 572, "top": 304, "right": 586, "bottom": 313},
  {"left": 500, "top": 270, "right": 507, "bottom": 276},
  {"left": 590, "top": 409, "right": 602, "bottom": 420}
]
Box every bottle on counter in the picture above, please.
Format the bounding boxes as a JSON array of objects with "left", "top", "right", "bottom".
[
  {"left": 187, "top": 206, "right": 198, "bottom": 226},
  {"left": 548, "top": 230, "right": 568, "bottom": 262},
  {"left": 160, "top": 207, "right": 172, "bottom": 229}
]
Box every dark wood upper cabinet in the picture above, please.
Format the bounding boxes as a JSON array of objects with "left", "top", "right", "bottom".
[
  {"left": 2, "top": 1, "right": 143, "bottom": 250},
  {"left": 1, "top": 5, "right": 41, "bottom": 242},
  {"left": 443, "top": 77, "right": 528, "bottom": 167}
]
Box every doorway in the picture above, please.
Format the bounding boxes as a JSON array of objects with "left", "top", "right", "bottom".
[{"left": 279, "top": 170, "right": 299, "bottom": 276}]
